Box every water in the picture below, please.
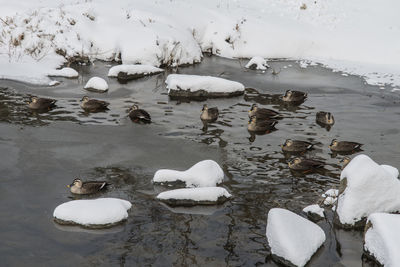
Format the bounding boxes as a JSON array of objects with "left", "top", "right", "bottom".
[{"left": 0, "top": 56, "right": 399, "bottom": 266}]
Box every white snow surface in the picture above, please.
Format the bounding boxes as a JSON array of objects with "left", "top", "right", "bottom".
[
  {"left": 166, "top": 74, "right": 244, "bottom": 93},
  {"left": 337, "top": 154, "right": 400, "bottom": 226},
  {"left": 48, "top": 67, "right": 78, "bottom": 78},
  {"left": 303, "top": 204, "right": 324, "bottom": 218},
  {"left": 107, "top": 64, "right": 163, "bottom": 77},
  {"left": 364, "top": 213, "right": 400, "bottom": 267},
  {"left": 322, "top": 189, "right": 339, "bottom": 198},
  {"left": 266, "top": 208, "right": 326, "bottom": 267},
  {"left": 53, "top": 198, "right": 131, "bottom": 226},
  {"left": 84, "top": 77, "right": 109, "bottom": 92},
  {"left": 245, "top": 56, "right": 269, "bottom": 70},
  {"left": 157, "top": 187, "right": 231, "bottom": 202},
  {"left": 153, "top": 159, "right": 224, "bottom": 188},
  {"left": 0, "top": 0, "right": 400, "bottom": 88}
]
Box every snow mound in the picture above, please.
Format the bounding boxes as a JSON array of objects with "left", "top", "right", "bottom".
[
  {"left": 166, "top": 74, "right": 244, "bottom": 98},
  {"left": 108, "top": 64, "right": 163, "bottom": 78},
  {"left": 303, "top": 204, "right": 324, "bottom": 219},
  {"left": 266, "top": 208, "right": 326, "bottom": 267},
  {"left": 336, "top": 154, "right": 400, "bottom": 227},
  {"left": 53, "top": 198, "right": 131, "bottom": 227},
  {"left": 153, "top": 159, "right": 224, "bottom": 187},
  {"left": 48, "top": 67, "right": 78, "bottom": 78},
  {"left": 84, "top": 77, "right": 109, "bottom": 92},
  {"left": 245, "top": 56, "right": 270, "bottom": 70},
  {"left": 157, "top": 187, "right": 231, "bottom": 206},
  {"left": 364, "top": 213, "right": 400, "bottom": 266},
  {"left": 322, "top": 189, "right": 339, "bottom": 198}
]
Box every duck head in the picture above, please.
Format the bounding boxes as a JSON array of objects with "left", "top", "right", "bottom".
[
  {"left": 329, "top": 139, "right": 338, "bottom": 148},
  {"left": 130, "top": 104, "right": 139, "bottom": 111},
  {"left": 288, "top": 157, "right": 301, "bottom": 168},
  {"left": 249, "top": 103, "right": 258, "bottom": 112},
  {"left": 81, "top": 96, "right": 90, "bottom": 103},
  {"left": 340, "top": 157, "right": 351, "bottom": 169},
  {"left": 30, "top": 96, "right": 38, "bottom": 103},
  {"left": 282, "top": 90, "right": 292, "bottom": 101},
  {"left": 281, "top": 139, "right": 293, "bottom": 148},
  {"left": 202, "top": 104, "right": 208, "bottom": 111},
  {"left": 68, "top": 178, "right": 82, "bottom": 188},
  {"left": 325, "top": 112, "right": 335, "bottom": 124}
]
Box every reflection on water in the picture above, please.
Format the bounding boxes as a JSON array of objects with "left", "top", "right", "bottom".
[{"left": 0, "top": 57, "right": 399, "bottom": 266}]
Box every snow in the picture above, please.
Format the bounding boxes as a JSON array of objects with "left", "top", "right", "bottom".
[
  {"left": 166, "top": 74, "right": 245, "bottom": 93},
  {"left": 364, "top": 213, "right": 400, "bottom": 266},
  {"left": 53, "top": 198, "right": 131, "bottom": 227},
  {"left": 303, "top": 204, "right": 324, "bottom": 218},
  {"left": 48, "top": 67, "right": 79, "bottom": 78},
  {"left": 84, "top": 77, "right": 109, "bottom": 92},
  {"left": 107, "top": 64, "right": 163, "bottom": 77},
  {"left": 245, "top": 56, "right": 269, "bottom": 70},
  {"left": 322, "top": 189, "right": 339, "bottom": 198},
  {"left": 266, "top": 208, "right": 326, "bottom": 267},
  {"left": 153, "top": 159, "right": 224, "bottom": 188},
  {"left": 0, "top": 0, "right": 400, "bottom": 88},
  {"left": 157, "top": 187, "right": 231, "bottom": 203},
  {"left": 336, "top": 154, "right": 400, "bottom": 226}
]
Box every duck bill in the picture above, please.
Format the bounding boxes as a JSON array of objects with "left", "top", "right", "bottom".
[{"left": 67, "top": 183, "right": 73, "bottom": 188}]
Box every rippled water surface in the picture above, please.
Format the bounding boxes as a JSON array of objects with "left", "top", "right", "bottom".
[{"left": 1, "top": 57, "right": 399, "bottom": 266}]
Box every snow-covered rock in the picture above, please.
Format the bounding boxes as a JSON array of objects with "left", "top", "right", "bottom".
[
  {"left": 336, "top": 154, "right": 400, "bottom": 228},
  {"left": 48, "top": 67, "right": 78, "bottom": 78},
  {"left": 153, "top": 159, "right": 224, "bottom": 187},
  {"left": 108, "top": 64, "right": 163, "bottom": 81},
  {"left": 84, "top": 77, "right": 109, "bottom": 92},
  {"left": 53, "top": 198, "right": 131, "bottom": 228},
  {"left": 266, "top": 208, "right": 326, "bottom": 267},
  {"left": 166, "top": 74, "right": 245, "bottom": 99},
  {"left": 322, "top": 189, "right": 339, "bottom": 198},
  {"left": 364, "top": 213, "right": 400, "bottom": 266},
  {"left": 156, "top": 187, "right": 231, "bottom": 206},
  {"left": 48, "top": 80, "right": 60, "bottom": 86},
  {"left": 303, "top": 204, "right": 325, "bottom": 220},
  {"left": 245, "top": 56, "right": 270, "bottom": 70}
]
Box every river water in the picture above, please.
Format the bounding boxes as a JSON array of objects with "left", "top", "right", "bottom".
[{"left": 0, "top": 56, "right": 399, "bottom": 266}]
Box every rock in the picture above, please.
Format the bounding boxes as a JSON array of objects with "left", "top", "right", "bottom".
[
  {"left": 48, "top": 67, "right": 79, "bottom": 78},
  {"left": 303, "top": 204, "right": 325, "bottom": 221},
  {"left": 245, "top": 56, "right": 270, "bottom": 70},
  {"left": 107, "top": 64, "right": 163, "bottom": 83},
  {"left": 156, "top": 187, "right": 231, "bottom": 206},
  {"left": 84, "top": 77, "right": 109, "bottom": 92}
]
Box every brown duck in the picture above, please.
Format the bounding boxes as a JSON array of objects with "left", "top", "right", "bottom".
[
  {"left": 129, "top": 104, "right": 151, "bottom": 123},
  {"left": 200, "top": 104, "right": 219, "bottom": 122},
  {"left": 288, "top": 157, "right": 325, "bottom": 171},
  {"left": 281, "top": 139, "right": 314, "bottom": 153},
  {"left": 247, "top": 116, "right": 277, "bottom": 133},
  {"left": 316, "top": 111, "right": 335, "bottom": 126},
  {"left": 28, "top": 96, "right": 57, "bottom": 110},
  {"left": 80, "top": 96, "right": 109, "bottom": 112},
  {"left": 248, "top": 104, "right": 280, "bottom": 119},
  {"left": 282, "top": 90, "right": 307, "bottom": 103},
  {"left": 329, "top": 139, "right": 362, "bottom": 152},
  {"left": 67, "top": 178, "right": 109, "bottom": 195}
]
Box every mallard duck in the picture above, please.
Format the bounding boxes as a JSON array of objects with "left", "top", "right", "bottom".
[
  {"left": 247, "top": 116, "right": 277, "bottom": 133},
  {"left": 28, "top": 96, "right": 57, "bottom": 110},
  {"left": 67, "top": 178, "right": 109, "bottom": 195},
  {"left": 129, "top": 104, "right": 151, "bottom": 123},
  {"left": 80, "top": 96, "right": 109, "bottom": 112},
  {"left": 340, "top": 157, "right": 351, "bottom": 169},
  {"left": 329, "top": 139, "right": 362, "bottom": 152},
  {"left": 316, "top": 111, "right": 335, "bottom": 126},
  {"left": 281, "top": 139, "right": 314, "bottom": 152},
  {"left": 288, "top": 157, "right": 325, "bottom": 171},
  {"left": 282, "top": 90, "right": 307, "bottom": 103},
  {"left": 248, "top": 104, "right": 280, "bottom": 119},
  {"left": 200, "top": 104, "right": 219, "bottom": 122}
]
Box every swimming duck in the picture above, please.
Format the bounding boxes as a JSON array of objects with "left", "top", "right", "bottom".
[
  {"left": 200, "top": 104, "right": 219, "bottom": 122},
  {"left": 247, "top": 116, "right": 277, "bottom": 133},
  {"left": 80, "top": 96, "right": 109, "bottom": 112},
  {"left": 316, "top": 111, "right": 335, "bottom": 126},
  {"left": 281, "top": 139, "right": 314, "bottom": 153},
  {"left": 329, "top": 139, "right": 362, "bottom": 152},
  {"left": 28, "top": 96, "right": 57, "bottom": 110},
  {"left": 288, "top": 157, "right": 325, "bottom": 171},
  {"left": 248, "top": 104, "right": 280, "bottom": 119},
  {"left": 282, "top": 90, "right": 307, "bottom": 103},
  {"left": 340, "top": 157, "right": 351, "bottom": 169},
  {"left": 129, "top": 104, "right": 151, "bottom": 123},
  {"left": 67, "top": 178, "right": 109, "bottom": 195}
]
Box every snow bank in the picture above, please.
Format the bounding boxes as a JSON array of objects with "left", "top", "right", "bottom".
[
  {"left": 53, "top": 198, "right": 131, "bottom": 227},
  {"left": 266, "top": 208, "right": 325, "bottom": 267},
  {"left": 364, "top": 213, "right": 400, "bottom": 266},
  {"left": 84, "top": 77, "right": 109, "bottom": 92},
  {"left": 336, "top": 154, "right": 400, "bottom": 227},
  {"left": 153, "top": 159, "right": 224, "bottom": 188},
  {"left": 303, "top": 204, "right": 324, "bottom": 219},
  {"left": 157, "top": 187, "right": 231, "bottom": 206},
  {"left": 245, "top": 56, "right": 269, "bottom": 70},
  {"left": 108, "top": 64, "right": 163, "bottom": 79},
  {"left": 48, "top": 67, "right": 78, "bottom": 78}
]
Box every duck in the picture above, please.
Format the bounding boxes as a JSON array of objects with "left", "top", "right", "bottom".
[
  {"left": 281, "top": 139, "right": 314, "bottom": 153},
  {"left": 80, "top": 96, "right": 109, "bottom": 112},
  {"left": 247, "top": 116, "right": 277, "bottom": 133},
  {"left": 329, "top": 139, "right": 362, "bottom": 152},
  {"left": 316, "top": 111, "right": 335, "bottom": 126},
  {"left": 288, "top": 157, "right": 325, "bottom": 171},
  {"left": 28, "top": 96, "right": 57, "bottom": 110},
  {"left": 129, "top": 104, "right": 151, "bottom": 123},
  {"left": 282, "top": 90, "right": 307, "bottom": 103},
  {"left": 200, "top": 104, "right": 219, "bottom": 122},
  {"left": 340, "top": 157, "right": 351, "bottom": 169},
  {"left": 67, "top": 178, "right": 109, "bottom": 195},
  {"left": 248, "top": 104, "right": 280, "bottom": 119}
]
